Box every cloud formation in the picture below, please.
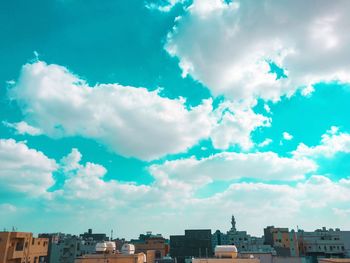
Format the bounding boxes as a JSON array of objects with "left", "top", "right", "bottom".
[
  {"left": 166, "top": 0, "right": 350, "bottom": 102},
  {"left": 149, "top": 151, "right": 317, "bottom": 184},
  {"left": 293, "top": 126, "right": 350, "bottom": 159},
  {"left": 11, "top": 61, "right": 214, "bottom": 160},
  {"left": 10, "top": 61, "right": 270, "bottom": 159},
  {"left": 3, "top": 121, "right": 42, "bottom": 136},
  {"left": 0, "top": 138, "right": 56, "bottom": 195}
]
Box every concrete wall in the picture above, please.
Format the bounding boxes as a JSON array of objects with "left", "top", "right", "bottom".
[
  {"left": 0, "top": 232, "right": 48, "bottom": 263},
  {"left": 75, "top": 253, "right": 145, "bottom": 263}
]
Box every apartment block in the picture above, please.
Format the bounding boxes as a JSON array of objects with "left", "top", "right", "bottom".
[
  {"left": 131, "top": 232, "right": 169, "bottom": 259},
  {"left": 0, "top": 232, "right": 48, "bottom": 263},
  {"left": 264, "top": 226, "right": 299, "bottom": 257},
  {"left": 170, "top": 229, "right": 212, "bottom": 263}
]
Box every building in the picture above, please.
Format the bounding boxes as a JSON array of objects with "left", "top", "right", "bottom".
[
  {"left": 0, "top": 231, "right": 49, "bottom": 263},
  {"left": 212, "top": 231, "right": 229, "bottom": 250},
  {"left": 79, "top": 230, "right": 108, "bottom": 242},
  {"left": 297, "top": 227, "right": 346, "bottom": 261},
  {"left": 131, "top": 232, "right": 169, "bottom": 259},
  {"left": 38, "top": 233, "right": 100, "bottom": 263},
  {"left": 75, "top": 243, "right": 145, "bottom": 263},
  {"left": 114, "top": 239, "right": 126, "bottom": 252},
  {"left": 240, "top": 252, "right": 309, "bottom": 263},
  {"left": 192, "top": 245, "right": 260, "bottom": 263},
  {"left": 339, "top": 231, "right": 350, "bottom": 257},
  {"left": 263, "top": 226, "right": 299, "bottom": 257},
  {"left": 213, "top": 216, "right": 274, "bottom": 254},
  {"left": 75, "top": 253, "right": 145, "bottom": 263},
  {"left": 170, "top": 230, "right": 213, "bottom": 263},
  {"left": 318, "top": 259, "right": 350, "bottom": 263}
]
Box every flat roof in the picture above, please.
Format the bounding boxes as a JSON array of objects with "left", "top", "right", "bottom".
[{"left": 318, "top": 259, "right": 350, "bottom": 263}]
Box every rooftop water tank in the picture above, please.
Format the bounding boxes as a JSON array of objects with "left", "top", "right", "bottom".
[
  {"left": 214, "top": 245, "right": 238, "bottom": 258},
  {"left": 106, "top": 242, "right": 116, "bottom": 253},
  {"left": 96, "top": 242, "right": 108, "bottom": 253},
  {"left": 121, "top": 244, "right": 135, "bottom": 255}
]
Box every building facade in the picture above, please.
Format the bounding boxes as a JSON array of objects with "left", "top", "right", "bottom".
[
  {"left": 212, "top": 216, "right": 274, "bottom": 254},
  {"left": 75, "top": 253, "right": 145, "bottom": 263},
  {"left": 131, "top": 232, "right": 169, "bottom": 259},
  {"left": 297, "top": 227, "right": 346, "bottom": 260},
  {"left": 0, "top": 232, "right": 48, "bottom": 263},
  {"left": 263, "top": 226, "right": 299, "bottom": 257},
  {"left": 170, "top": 230, "right": 213, "bottom": 263},
  {"left": 38, "top": 233, "right": 100, "bottom": 263}
]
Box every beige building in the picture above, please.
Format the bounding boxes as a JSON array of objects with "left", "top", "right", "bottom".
[
  {"left": 318, "top": 260, "right": 350, "bottom": 263},
  {"left": 134, "top": 237, "right": 168, "bottom": 259},
  {"left": 240, "top": 252, "right": 306, "bottom": 263},
  {"left": 75, "top": 253, "right": 145, "bottom": 263},
  {"left": 192, "top": 246, "right": 260, "bottom": 263},
  {"left": 0, "top": 232, "right": 48, "bottom": 263}
]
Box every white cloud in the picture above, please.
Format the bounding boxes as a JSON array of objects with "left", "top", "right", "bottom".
[
  {"left": 166, "top": 0, "right": 350, "bottom": 103},
  {"left": 7, "top": 145, "right": 347, "bottom": 238},
  {"left": 0, "top": 203, "right": 17, "bottom": 212},
  {"left": 0, "top": 138, "right": 57, "bottom": 195},
  {"left": 11, "top": 61, "right": 271, "bottom": 159},
  {"left": 258, "top": 138, "right": 272, "bottom": 147},
  {"left": 145, "top": 0, "right": 185, "bottom": 12},
  {"left": 51, "top": 148, "right": 195, "bottom": 211},
  {"left": 211, "top": 100, "right": 271, "bottom": 150},
  {"left": 11, "top": 61, "right": 214, "bottom": 161},
  {"left": 283, "top": 132, "right": 293, "bottom": 141},
  {"left": 264, "top": 104, "right": 271, "bottom": 113},
  {"left": 149, "top": 151, "right": 317, "bottom": 183},
  {"left": 333, "top": 208, "right": 350, "bottom": 217},
  {"left": 3, "top": 121, "right": 42, "bottom": 136},
  {"left": 293, "top": 126, "right": 350, "bottom": 159}
]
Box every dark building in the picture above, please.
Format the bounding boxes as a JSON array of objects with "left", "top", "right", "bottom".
[
  {"left": 79, "top": 229, "right": 108, "bottom": 242},
  {"left": 170, "top": 229, "right": 212, "bottom": 263}
]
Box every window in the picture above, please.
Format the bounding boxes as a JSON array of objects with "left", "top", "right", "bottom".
[{"left": 16, "top": 241, "right": 24, "bottom": 251}]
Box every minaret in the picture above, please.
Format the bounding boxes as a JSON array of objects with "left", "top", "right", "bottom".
[{"left": 231, "top": 215, "right": 237, "bottom": 232}]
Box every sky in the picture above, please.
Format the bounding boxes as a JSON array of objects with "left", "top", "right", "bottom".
[{"left": 1, "top": 0, "right": 350, "bottom": 239}]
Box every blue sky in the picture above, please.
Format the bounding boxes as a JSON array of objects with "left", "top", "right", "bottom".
[{"left": 1, "top": 0, "right": 350, "bottom": 239}]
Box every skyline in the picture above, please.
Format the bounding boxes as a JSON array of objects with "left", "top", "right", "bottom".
[{"left": 1, "top": 0, "right": 350, "bottom": 239}]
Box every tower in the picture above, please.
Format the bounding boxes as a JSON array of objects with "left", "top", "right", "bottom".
[{"left": 231, "top": 215, "right": 236, "bottom": 232}]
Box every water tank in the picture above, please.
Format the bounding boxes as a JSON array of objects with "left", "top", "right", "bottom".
[
  {"left": 96, "top": 242, "right": 108, "bottom": 253},
  {"left": 214, "top": 245, "right": 238, "bottom": 258},
  {"left": 106, "top": 242, "right": 116, "bottom": 253},
  {"left": 121, "top": 244, "right": 135, "bottom": 255}
]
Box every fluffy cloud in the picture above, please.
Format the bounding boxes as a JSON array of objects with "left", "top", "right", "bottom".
[
  {"left": 166, "top": 0, "right": 350, "bottom": 102},
  {"left": 191, "top": 175, "right": 350, "bottom": 233},
  {"left": 0, "top": 138, "right": 57, "bottom": 195},
  {"left": 149, "top": 151, "right": 317, "bottom": 183},
  {"left": 145, "top": 0, "right": 186, "bottom": 12},
  {"left": 293, "top": 126, "right": 350, "bottom": 159},
  {"left": 211, "top": 101, "right": 270, "bottom": 150},
  {"left": 283, "top": 132, "right": 293, "bottom": 141},
  {"left": 10, "top": 61, "right": 271, "bottom": 158},
  {"left": 258, "top": 138, "right": 272, "bottom": 148},
  {"left": 2, "top": 143, "right": 347, "bottom": 237},
  {"left": 11, "top": 61, "right": 214, "bottom": 161},
  {"left": 50, "top": 148, "right": 196, "bottom": 211},
  {"left": 56, "top": 149, "right": 151, "bottom": 206},
  {"left": 3, "top": 121, "right": 42, "bottom": 136}
]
